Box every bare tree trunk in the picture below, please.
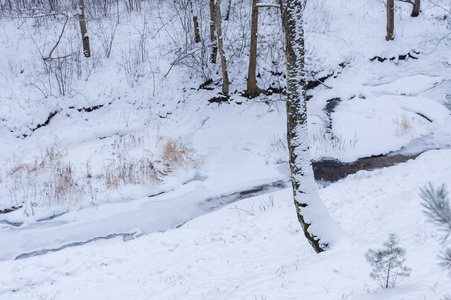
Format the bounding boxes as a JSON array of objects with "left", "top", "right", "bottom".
[
  {"left": 209, "top": 0, "right": 218, "bottom": 63},
  {"left": 411, "top": 0, "right": 420, "bottom": 17},
  {"left": 225, "top": 0, "right": 232, "bottom": 21},
  {"left": 386, "top": 0, "right": 395, "bottom": 41},
  {"left": 215, "top": 0, "right": 229, "bottom": 94},
  {"left": 279, "top": 0, "right": 345, "bottom": 253},
  {"left": 246, "top": 0, "right": 264, "bottom": 98},
  {"left": 189, "top": 0, "right": 201, "bottom": 43},
  {"left": 78, "top": 0, "right": 91, "bottom": 57}
]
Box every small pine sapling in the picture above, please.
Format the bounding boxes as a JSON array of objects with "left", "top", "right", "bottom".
[
  {"left": 365, "top": 233, "right": 411, "bottom": 288},
  {"left": 420, "top": 183, "right": 451, "bottom": 273}
]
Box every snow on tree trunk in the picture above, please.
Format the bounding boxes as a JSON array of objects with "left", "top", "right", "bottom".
[
  {"left": 78, "top": 0, "right": 91, "bottom": 57},
  {"left": 279, "top": 0, "right": 346, "bottom": 253},
  {"left": 209, "top": 0, "right": 218, "bottom": 63},
  {"left": 216, "top": 0, "right": 229, "bottom": 94},
  {"left": 225, "top": 0, "right": 232, "bottom": 21},
  {"left": 189, "top": 0, "right": 201, "bottom": 43}
]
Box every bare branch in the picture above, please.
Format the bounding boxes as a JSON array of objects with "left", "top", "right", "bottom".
[
  {"left": 396, "top": 0, "right": 415, "bottom": 5},
  {"left": 312, "top": 75, "right": 332, "bottom": 89},
  {"left": 44, "top": 15, "right": 69, "bottom": 60},
  {"left": 43, "top": 54, "right": 73, "bottom": 61},
  {"left": 256, "top": 3, "right": 281, "bottom": 8},
  {"left": 429, "top": 0, "right": 451, "bottom": 14},
  {"left": 164, "top": 43, "right": 217, "bottom": 78}
]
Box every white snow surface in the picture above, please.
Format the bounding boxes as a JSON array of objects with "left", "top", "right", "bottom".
[{"left": 0, "top": 0, "right": 451, "bottom": 299}]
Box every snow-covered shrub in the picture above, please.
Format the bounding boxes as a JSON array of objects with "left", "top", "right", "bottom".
[
  {"left": 365, "top": 233, "right": 411, "bottom": 288},
  {"left": 420, "top": 183, "right": 451, "bottom": 273}
]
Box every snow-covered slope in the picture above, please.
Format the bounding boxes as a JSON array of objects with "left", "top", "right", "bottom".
[{"left": 1, "top": 150, "right": 451, "bottom": 299}]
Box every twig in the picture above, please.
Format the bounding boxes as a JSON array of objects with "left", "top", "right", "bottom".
[
  {"left": 429, "top": 0, "right": 451, "bottom": 14},
  {"left": 396, "top": 0, "right": 414, "bottom": 5},
  {"left": 43, "top": 54, "right": 73, "bottom": 61},
  {"left": 312, "top": 75, "right": 332, "bottom": 89},
  {"left": 164, "top": 42, "right": 217, "bottom": 77}
]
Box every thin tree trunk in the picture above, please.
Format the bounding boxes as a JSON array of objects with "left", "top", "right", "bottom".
[
  {"left": 279, "top": 0, "right": 345, "bottom": 253},
  {"left": 386, "top": 262, "right": 391, "bottom": 288},
  {"left": 209, "top": 0, "right": 218, "bottom": 63},
  {"left": 411, "top": 0, "right": 420, "bottom": 17},
  {"left": 225, "top": 0, "right": 232, "bottom": 21},
  {"left": 216, "top": 0, "right": 229, "bottom": 94},
  {"left": 246, "top": 0, "right": 263, "bottom": 98},
  {"left": 386, "top": 0, "right": 395, "bottom": 41},
  {"left": 189, "top": 0, "right": 201, "bottom": 43},
  {"left": 78, "top": 0, "right": 91, "bottom": 57}
]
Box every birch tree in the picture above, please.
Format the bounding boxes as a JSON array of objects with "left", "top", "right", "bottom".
[
  {"left": 78, "top": 0, "right": 91, "bottom": 57},
  {"left": 189, "top": 0, "right": 201, "bottom": 43},
  {"left": 279, "top": 0, "right": 345, "bottom": 253},
  {"left": 216, "top": 0, "right": 229, "bottom": 94},
  {"left": 209, "top": 0, "right": 218, "bottom": 63}
]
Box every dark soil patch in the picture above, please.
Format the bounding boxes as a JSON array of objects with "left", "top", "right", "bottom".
[
  {"left": 22, "top": 110, "right": 59, "bottom": 138},
  {"left": 199, "top": 78, "right": 214, "bottom": 90},
  {"left": 370, "top": 50, "right": 420, "bottom": 63},
  {"left": 77, "top": 104, "right": 104, "bottom": 112},
  {"left": 208, "top": 95, "right": 230, "bottom": 104},
  {"left": 0, "top": 206, "right": 22, "bottom": 214},
  {"left": 265, "top": 86, "right": 285, "bottom": 95},
  {"left": 306, "top": 62, "right": 348, "bottom": 91}
]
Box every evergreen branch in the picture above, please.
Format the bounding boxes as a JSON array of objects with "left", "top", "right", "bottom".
[{"left": 420, "top": 183, "right": 451, "bottom": 241}]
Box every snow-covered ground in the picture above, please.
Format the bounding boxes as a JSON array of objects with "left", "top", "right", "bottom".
[
  {"left": 1, "top": 150, "right": 451, "bottom": 299},
  {"left": 0, "top": 0, "right": 450, "bottom": 299}
]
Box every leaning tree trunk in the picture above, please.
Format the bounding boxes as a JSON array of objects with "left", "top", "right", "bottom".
[
  {"left": 411, "top": 0, "right": 420, "bottom": 17},
  {"left": 209, "top": 0, "right": 218, "bottom": 63},
  {"left": 78, "top": 0, "right": 91, "bottom": 57},
  {"left": 246, "top": 0, "right": 263, "bottom": 98},
  {"left": 215, "top": 0, "right": 229, "bottom": 94},
  {"left": 279, "top": 0, "right": 345, "bottom": 253},
  {"left": 386, "top": 0, "right": 395, "bottom": 41}
]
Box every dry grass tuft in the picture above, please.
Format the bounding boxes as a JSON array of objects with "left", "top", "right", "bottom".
[
  {"left": 393, "top": 114, "right": 413, "bottom": 136},
  {"left": 104, "top": 152, "right": 162, "bottom": 188},
  {"left": 161, "top": 137, "right": 201, "bottom": 173}
]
